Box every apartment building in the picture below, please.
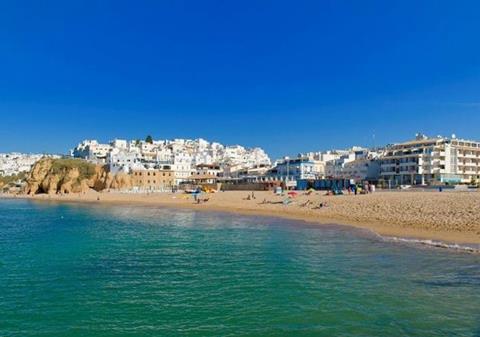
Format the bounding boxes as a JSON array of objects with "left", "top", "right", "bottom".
[
  {"left": 71, "top": 140, "right": 113, "bottom": 163},
  {"left": 267, "top": 158, "right": 316, "bottom": 182},
  {"left": 380, "top": 134, "right": 480, "bottom": 185},
  {"left": 108, "top": 150, "right": 140, "bottom": 174},
  {"left": 324, "top": 147, "right": 370, "bottom": 178},
  {"left": 195, "top": 163, "right": 222, "bottom": 177},
  {"left": 340, "top": 159, "right": 381, "bottom": 182},
  {"left": 171, "top": 153, "right": 194, "bottom": 185}
]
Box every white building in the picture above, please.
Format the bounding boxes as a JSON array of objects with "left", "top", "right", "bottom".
[
  {"left": 0, "top": 153, "right": 60, "bottom": 177},
  {"left": 267, "top": 157, "right": 316, "bottom": 182},
  {"left": 195, "top": 163, "right": 222, "bottom": 177},
  {"left": 108, "top": 150, "right": 140, "bottom": 174},
  {"left": 111, "top": 139, "right": 128, "bottom": 150},
  {"left": 338, "top": 158, "right": 381, "bottom": 182},
  {"left": 71, "top": 137, "right": 271, "bottom": 185},
  {"left": 172, "top": 153, "right": 194, "bottom": 185},
  {"left": 322, "top": 147, "right": 370, "bottom": 179},
  {"left": 299, "top": 150, "right": 345, "bottom": 178},
  {"left": 380, "top": 134, "right": 480, "bottom": 185},
  {"left": 71, "top": 140, "right": 112, "bottom": 163}
]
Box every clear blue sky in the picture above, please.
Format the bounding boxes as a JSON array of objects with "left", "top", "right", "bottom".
[{"left": 1, "top": 1, "right": 480, "bottom": 159}]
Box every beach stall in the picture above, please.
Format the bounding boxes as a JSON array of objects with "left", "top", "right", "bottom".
[{"left": 184, "top": 174, "right": 219, "bottom": 191}]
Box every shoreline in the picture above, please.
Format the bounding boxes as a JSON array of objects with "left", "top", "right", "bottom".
[{"left": 4, "top": 190, "right": 480, "bottom": 247}]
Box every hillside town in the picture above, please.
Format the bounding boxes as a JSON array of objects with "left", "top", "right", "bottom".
[
  {"left": 0, "top": 153, "right": 60, "bottom": 177},
  {"left": 2, "top": 133, "right": 480, "bottom": 193}
]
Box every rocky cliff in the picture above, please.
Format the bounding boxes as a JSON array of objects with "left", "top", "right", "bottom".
[{"left": 25, "top": 158, "right": 132, "bottom": 195}]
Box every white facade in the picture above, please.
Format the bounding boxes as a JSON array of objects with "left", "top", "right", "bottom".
[
  {"left": 111, "top": 139, "right": 128, "bottom": 150},
  {"left": 172, "top": 153, "right": 194, "bottom": 185},
  {"left": 195, "top": 164, "right": 222, "bottom": 177},
  {"left": 108, "top": 150, "right": 140, "bottom": 174},
  {"left": 0, "top": 153, "right": 60, "bottom": 177},
  {"left": 299, "top": 151, "right": 344, "bottom": 178},
  {"left": 267, "top": 158, "right": 316, "bottom": 181},
  {"left": 337, "top": 159, "right": 381, "bottom": 182},
  {"left": 380, "top": 134, "right": 480, "bottom": 185},
  {"left": 71, "top": 140, "right": 112, "bottom": 163},
  {"left": 299, "top": 147, "right": 370, "bottom": 179},
  {"left": 71, "top": 137, "right": 271, "bottom": 185}
]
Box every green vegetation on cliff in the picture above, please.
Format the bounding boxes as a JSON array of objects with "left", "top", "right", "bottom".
[
  {"left": 0, "top": 172, "right": 26, "bottom": 186},
  {"left": 50, "top": 159, "right": 96, "bottom": 180}
]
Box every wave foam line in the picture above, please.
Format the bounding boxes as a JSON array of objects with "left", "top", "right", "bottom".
[{"left": 382, "top": 236, "right": 480, "bottom": 254}]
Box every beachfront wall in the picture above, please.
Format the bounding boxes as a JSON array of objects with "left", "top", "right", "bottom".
[
  {"left": 178, "top": 182, "right": 218, "bottom": 191},
  {"left": 297, "top": 179, "right": 353, "bottom": 191},
  {"left": 220, "top": 181, "right": 281, "bottom": 191}
]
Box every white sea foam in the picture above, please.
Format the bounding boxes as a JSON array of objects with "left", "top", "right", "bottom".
[{"left": 381, "top": 236, "right": 480, "bottom": 254}]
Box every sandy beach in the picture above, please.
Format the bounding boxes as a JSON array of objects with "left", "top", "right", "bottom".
[{"left": 11, "top": 190, "right": 480, "bottom": 245}]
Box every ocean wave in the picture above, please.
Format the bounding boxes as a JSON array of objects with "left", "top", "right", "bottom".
[{"left": 381, "top": 236, "right": 480, "bottom": 254}]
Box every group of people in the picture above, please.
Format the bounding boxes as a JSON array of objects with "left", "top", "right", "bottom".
[
  {"left": 346, "top": 182, "right": 376, "bottom": 195},
  {"left": 299, "top": 200, "right": 328, "bottom": 209},
  {"left": 244, "top": 182, "right": 377, "bottom": 209},
  {"left": 193, "top": 193, "right": 209, "bottom": 204}
]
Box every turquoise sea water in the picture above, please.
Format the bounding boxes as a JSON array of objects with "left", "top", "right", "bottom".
[{"left": 0, "top": 199, "right": 479, "bottom": 337}]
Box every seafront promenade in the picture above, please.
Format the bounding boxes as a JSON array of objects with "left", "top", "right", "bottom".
[{"left": 20, "top": 190, "right": 480, "bottom": 245}]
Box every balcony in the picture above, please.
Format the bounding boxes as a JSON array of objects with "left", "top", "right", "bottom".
[
  {"left": 398, "top": 161, "right": 419, "bottom": 166},
  {"left": 399, "top": 170, "right": 419, "bottom": 175},
  {"left": 464, "top": 171, "right": 478, "bottom": 175},
  {"left": 431, "top": 151, "right": 446, "bottom": 157}
]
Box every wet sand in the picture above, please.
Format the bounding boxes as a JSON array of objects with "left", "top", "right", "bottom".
[{"left": 14, "top": 190, "right": 480, "bottom": 244}]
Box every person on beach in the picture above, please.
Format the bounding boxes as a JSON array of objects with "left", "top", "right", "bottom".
[
  {"left": 300, "top": 200, "right": 311, "bottom": 207},
  {"left": 313, "top": 202, "right": 327, "bottom": 209}
]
